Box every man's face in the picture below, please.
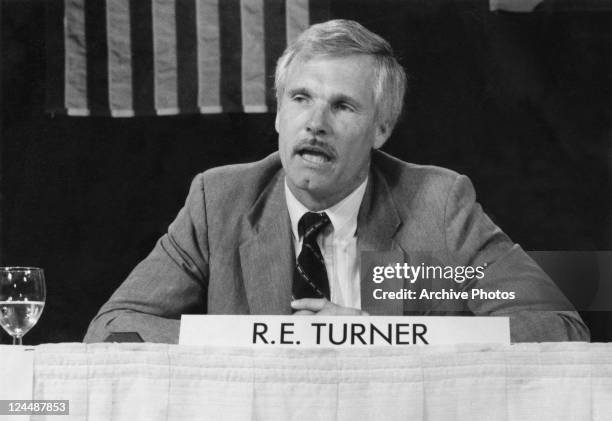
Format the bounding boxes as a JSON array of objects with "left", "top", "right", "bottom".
[{"left": 276, "top": 54, "right": 389, "bottom": 210}]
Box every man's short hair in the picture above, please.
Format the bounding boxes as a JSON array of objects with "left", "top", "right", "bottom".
[{"left": 274, "top": 19, "right": 407, "bottom": 131}]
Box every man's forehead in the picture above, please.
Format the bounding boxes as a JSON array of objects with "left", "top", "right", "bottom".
[{"left": 284, "top": 54, "right": 376, "bottom": 98}]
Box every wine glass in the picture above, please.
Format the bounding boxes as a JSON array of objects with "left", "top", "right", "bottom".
[{"left": 0, "top": 267, "right": 46, "bottom": 345}]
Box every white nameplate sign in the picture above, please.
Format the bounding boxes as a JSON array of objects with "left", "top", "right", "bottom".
[{"left": 179, "top": 315, "right": 510, "bottom": 347}]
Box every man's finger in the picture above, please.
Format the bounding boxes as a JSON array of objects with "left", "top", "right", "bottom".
[
  {"left": 292, "top": 310, "right": 315, "bottom": 315},
  {"left": 291, "top": 298, "right": 327, "bottom": 312},
  {"left": 317, "top": 306, "right": 363, "bottom": 316}
]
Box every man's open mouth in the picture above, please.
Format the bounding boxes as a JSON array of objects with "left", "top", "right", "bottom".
[{"left": 296, "top": 146, "right": 334, "bottom": 164}]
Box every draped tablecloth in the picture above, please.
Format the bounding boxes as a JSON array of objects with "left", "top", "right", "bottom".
[{"left": 0, "top": 342, "right": 610, "bottom": 420}]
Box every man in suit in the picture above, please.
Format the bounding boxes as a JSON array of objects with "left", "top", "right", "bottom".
[{"left": 85, "top": 20, "right": 588, "bottom": 344}]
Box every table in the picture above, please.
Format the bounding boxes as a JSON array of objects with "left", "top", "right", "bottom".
[{"left": 0, "top": 342, "right": 611, "bottom": 420}]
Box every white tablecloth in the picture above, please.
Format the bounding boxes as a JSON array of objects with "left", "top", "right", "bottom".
[{"left": 1, "top": 342, "right": 611, "bottom": 420}]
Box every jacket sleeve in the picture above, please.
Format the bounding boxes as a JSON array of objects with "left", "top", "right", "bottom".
[
  {"left": 444, "top": 175, "right": 590, "bottom": 342},
  {"left": 84, "top": 174, "right": 210, "bottom": 343}
]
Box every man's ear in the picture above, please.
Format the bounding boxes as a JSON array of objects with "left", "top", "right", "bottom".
[
  {"left": 274, "top": 99, "right": 282, "bottom": 133},
  {"left": 275, "top": 113, "right": 280, "bottom": 133},
  {"left": 373, "top": 121, "right": 391, "bottom": 149}
]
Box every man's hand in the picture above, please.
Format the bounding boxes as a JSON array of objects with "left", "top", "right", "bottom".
[{"left": 291, "top": 298, "right": 369, "bottom": 315}]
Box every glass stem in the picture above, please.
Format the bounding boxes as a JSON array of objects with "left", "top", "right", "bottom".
[{"left": 13, "top": 336, "right": 23, "bottom": 345}]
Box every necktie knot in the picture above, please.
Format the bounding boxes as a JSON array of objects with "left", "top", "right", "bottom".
[{"left": 298, "top": 212, "right": 331, "bottom": 240}]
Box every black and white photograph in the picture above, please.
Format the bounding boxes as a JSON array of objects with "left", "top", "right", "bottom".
[{"left": 1, "top": 0, "right": 611, "bottom": 419}]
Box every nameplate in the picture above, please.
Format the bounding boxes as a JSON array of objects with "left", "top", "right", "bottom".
[{"left": 179, "top": 315, "right": 510, "bottom": 347}]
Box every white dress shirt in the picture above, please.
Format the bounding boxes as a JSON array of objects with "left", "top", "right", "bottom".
[{"left": 285, "top": 178, "right": 368, "bottom": 309}]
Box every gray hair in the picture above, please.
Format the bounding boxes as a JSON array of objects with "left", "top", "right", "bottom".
[{"left": 274, "top": 19, "right": 407, "bottom": 131}]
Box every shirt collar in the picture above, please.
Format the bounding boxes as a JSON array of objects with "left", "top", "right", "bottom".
[{"left": 285, "top": 177, "right": 368, "bottom": 241}]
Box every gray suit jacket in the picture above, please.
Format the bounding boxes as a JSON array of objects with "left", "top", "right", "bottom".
[{"left": 84, "top": 151, "right": 589, "bottom": 343}]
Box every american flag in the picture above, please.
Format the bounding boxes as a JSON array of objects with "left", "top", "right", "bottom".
[{"left": 46, "top": 0, "right": 330, "bottom": 116}]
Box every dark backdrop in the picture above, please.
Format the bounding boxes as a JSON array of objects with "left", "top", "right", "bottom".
[{"left": 2, "top": 0, "right": 611, "bottom": 343}]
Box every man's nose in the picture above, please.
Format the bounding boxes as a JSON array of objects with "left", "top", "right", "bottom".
[{"left": 306, "top": 104, "right": 330, "bottom": 136}]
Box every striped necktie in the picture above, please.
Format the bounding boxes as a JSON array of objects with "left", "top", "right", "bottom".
[{"left": 293, "top": 212, "right": 331, "bottom": 300}]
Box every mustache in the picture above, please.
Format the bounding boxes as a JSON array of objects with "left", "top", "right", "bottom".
[{"left": 292, "top": 138, "right": 337, "bottom": 160}]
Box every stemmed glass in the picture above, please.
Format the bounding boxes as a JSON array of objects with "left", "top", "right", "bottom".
[{"left": 0, "top": 267, "right": 46, "bottom": 345}]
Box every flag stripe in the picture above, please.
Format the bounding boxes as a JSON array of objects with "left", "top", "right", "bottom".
[
  {"left": 85, "top": 0, "right": 109, "bottom": 115},
  {"left": 153, "top": 0, "right": 179, "bottom": 114},
  {"left": 308, "top": 0, "right": 330, "bottom": 24},
  {"left": 129, "top": 0, "right": 155, "bottom": 115},
  {"left": 219, "top": 0, "right": 243, "bottom": 111},
  {"left": 286, "top": 0, "right": 309, "bottom": 45},
  {"left": 64, "top": 0, "right": 88, "bottom": 114},
  {"left": 264, "top": 0, "right": 286, "bottom": 111},
  {"left": 46, "top": 0, "right": 66, "bottom": 114},
  {"left": 107, "top": 0, "right": 133, "bottom": 116},
  {"left": 241, "top": 0, "right": 267, "bottom": 112},
  {"left": 196, "top": 0, "right": 222, "bottom": 113},
  {"left": 176, "top": 0, "right": 199, "bottom": 112}
]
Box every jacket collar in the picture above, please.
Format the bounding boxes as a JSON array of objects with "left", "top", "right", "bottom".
[
  {"left": 239, "top": 169, "right": 294, "bottom": 314},
  {"left": 357, "top": 163, "right": 405, "bottom": 315}
]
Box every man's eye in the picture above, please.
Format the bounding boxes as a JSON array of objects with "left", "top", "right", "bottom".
[
  {"left": 292, "top": 95, "right": 307, "bottom": 103},
  {"left": 334, "top": 102, "right": 353, "bottom": 112}
]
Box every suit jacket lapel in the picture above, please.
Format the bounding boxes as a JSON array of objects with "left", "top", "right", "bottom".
[
  {"left": 239, "top": 171, "right": 294, "bottom": 314},
  {"left": 358, "top": 164, "right": 405, "bottom": 315}
]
